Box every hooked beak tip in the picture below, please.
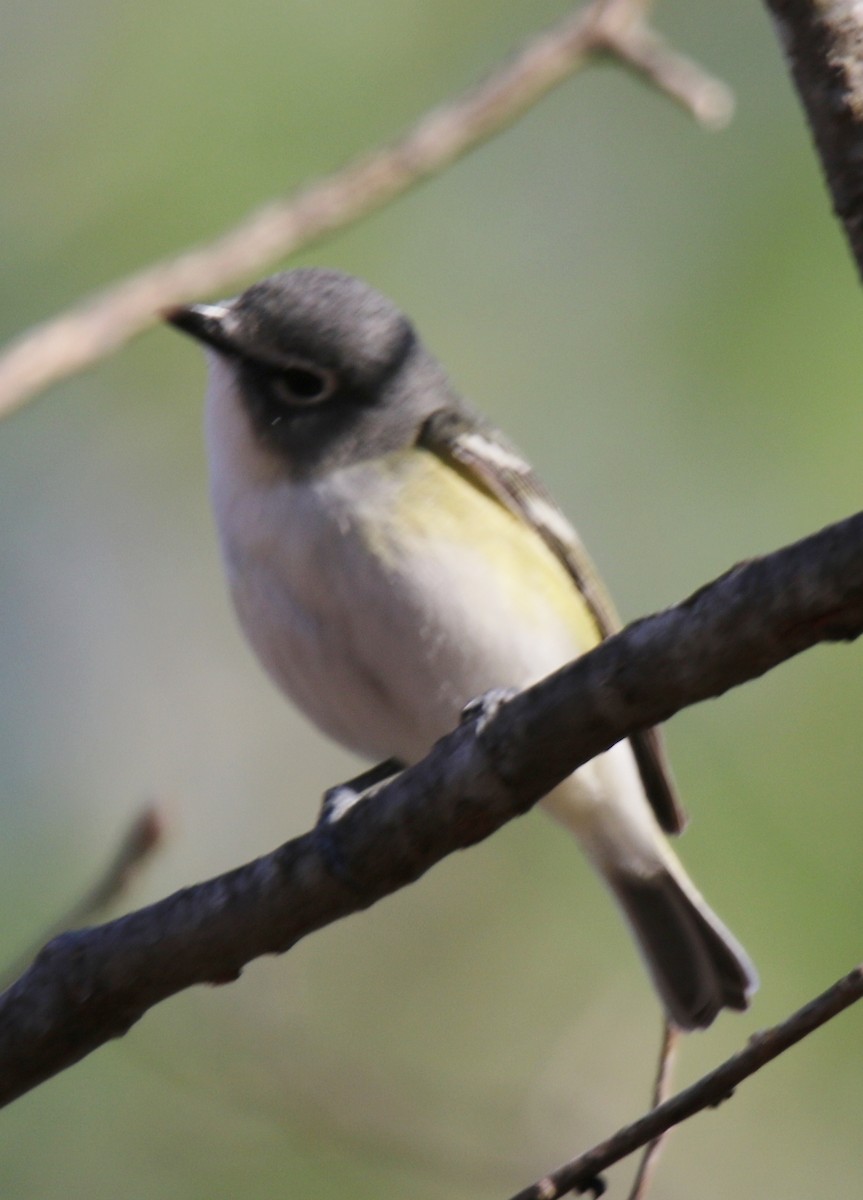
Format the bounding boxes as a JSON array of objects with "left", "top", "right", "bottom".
[{"left": 164, "top": 302, "right": 234, "bottom": 352}]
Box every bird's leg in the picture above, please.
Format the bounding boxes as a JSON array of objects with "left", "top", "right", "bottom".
[
  {"left": 460, "top": 686, "right": 520, "bottom": 730},
  {"left": 317, "top": 756, "right": 405, "bottom": 824},
  {"left": 315, "top": 757, "right": 405, "bottom": 890}
]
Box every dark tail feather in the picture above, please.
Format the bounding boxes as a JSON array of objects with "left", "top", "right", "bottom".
[{"left": 610, "top": 869, "right": 758, "bottom": 1031}]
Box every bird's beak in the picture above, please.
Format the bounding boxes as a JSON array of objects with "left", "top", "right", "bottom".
[{"left": 165, "top": 302, "right": 236, "bottom": 354}]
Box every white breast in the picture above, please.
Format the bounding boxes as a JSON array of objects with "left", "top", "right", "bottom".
[
  {"left": 203, "top": 354, "right": 590, "bottom": 763},
  {"left": 204, "top": 354, "right": 673, "bottom": 880}
]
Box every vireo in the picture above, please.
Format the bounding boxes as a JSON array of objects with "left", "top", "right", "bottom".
[{"left": 168, "top": 268, "right": 757, "bottom": 1030}]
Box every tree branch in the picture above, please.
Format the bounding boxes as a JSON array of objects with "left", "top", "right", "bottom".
[
  {"left": 508, "top": 965, "right": 863, "bottom": 1200},
  {"left": 1, "top": 508, "right": 862, "bottom": 1108},
  {"left": 0, "top": 802, "right": 167, "bottom": 994},
  {"left": 0, "top": 0, "right": 730, "bottom": 420},
  {"left": 765, "top": 0, "right": 863, "bottom": 278}
]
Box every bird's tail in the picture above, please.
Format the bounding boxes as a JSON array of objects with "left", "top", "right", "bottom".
[
  {"left": 541, "top": 751, "right": 757, "bottom": 1031},
  {"left": 604, "top": 861, "right": 757, "bottom": 1030}
]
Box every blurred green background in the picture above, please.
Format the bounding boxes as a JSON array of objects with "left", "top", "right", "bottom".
[{"left": 1, "top": 1, "right": 862, "bottom": 1197}]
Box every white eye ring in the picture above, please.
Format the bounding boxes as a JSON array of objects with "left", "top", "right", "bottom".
[{"left": 273, "top": 360, "right": 338, "bottom": 406}]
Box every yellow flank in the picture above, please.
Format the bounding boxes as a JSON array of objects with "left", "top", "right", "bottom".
[{"left": 362, "top": 447, "right": 603, "bottom": 650}]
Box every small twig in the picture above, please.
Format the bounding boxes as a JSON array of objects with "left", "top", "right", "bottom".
[
  {"left": 0, "top": 0, "right": 730, "bottom": 418},
  {"left": 509, "top": 966, "right": 863, "bottom": 1200},
  {"left": 604, "top": 19, "right": 734, "bottom": 129},
  {"left": 66, "top": 803, "right": 166, "bottom": 923},
  {"left": 625, "top": 1020, "right": 680, "bottom": 1200},
  {"left": 0, "top": 802, "right": 166, "bottom": 992}
]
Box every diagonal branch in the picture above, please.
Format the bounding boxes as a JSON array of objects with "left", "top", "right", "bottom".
[
  {"left": 1, "top": 507, "right": 862, "bottom": 1108},
  {"left": 508, "top": 965, "right": 863, "bottom": 1200},
  {"left": 0, "top": 0, "right": 730, "bottom": 419},
  {"left": 764, "top": 0, "right": 863, "bottom": 281}
]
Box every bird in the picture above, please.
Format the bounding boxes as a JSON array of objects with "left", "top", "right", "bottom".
[{"left": 167, "top": 267, "right": 757, "bottom": 1030}]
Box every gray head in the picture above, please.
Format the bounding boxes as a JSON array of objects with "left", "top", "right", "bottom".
[{"left": 168, "top": 269, "right": 455, "bottom": 475}]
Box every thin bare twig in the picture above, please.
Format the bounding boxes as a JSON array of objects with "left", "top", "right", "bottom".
[
  {"left": 509, "top": 966, "right": 863, "bottom": 1200},
  {"left": 64, "top": 803, "right": 166, "bottom": 922},
  {"left": 0, "top": 802, "right": 166, "bottom": 993},
  {"left": 625, "top": 1021, "right": 680, "bottom": 1200},
  {"left": 1, "top": 508, "right": 863, "bottom": 1107},
  {"left": 0, "top": 0, "right": 730, "bottom": 418},
  {"left": 604, "top": 19, "right": 734, "bottom": 129}
]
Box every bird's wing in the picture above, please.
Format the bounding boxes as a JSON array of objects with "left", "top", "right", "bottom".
[{"left": 418, "top": 407, "right": 686, "bottom": 835}]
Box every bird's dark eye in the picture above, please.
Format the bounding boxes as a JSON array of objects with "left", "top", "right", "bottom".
[
  {"left": 284, "top": 367, "right": 326, "bottom": 399},
  {"left": 272, "top": 362, "right": 337, "bottom": 406}
]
